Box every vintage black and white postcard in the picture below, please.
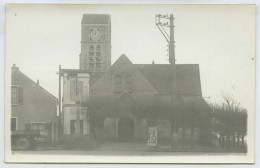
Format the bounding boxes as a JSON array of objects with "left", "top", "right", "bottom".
[{"left": 4, "top": 4, "right": 255, "bottom": 163}]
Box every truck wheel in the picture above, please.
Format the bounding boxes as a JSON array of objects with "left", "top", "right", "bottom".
[{"left": 16, "top": 137, "right": 30, "bottom": 150}]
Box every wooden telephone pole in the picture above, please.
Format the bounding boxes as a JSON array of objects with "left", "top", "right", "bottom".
[
  {"left": 58, "top": 65, "right": 61, "bottom": 143},
  {"left": 75, "top": 75, "right": 81, "bottom": 136},
  {"left": 156, "top": 14, "right": 178, "bottom": 149}
]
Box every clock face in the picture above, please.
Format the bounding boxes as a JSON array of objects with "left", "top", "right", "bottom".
[{"left": 90, "top": 28, "right": 101, "bottom": 41}]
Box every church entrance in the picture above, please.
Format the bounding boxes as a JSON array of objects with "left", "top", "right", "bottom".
[{"left": 118, "top": 117, "right": 134, "bottom": 142}]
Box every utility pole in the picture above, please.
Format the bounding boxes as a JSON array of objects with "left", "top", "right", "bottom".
[
  {"left": 75, "top": 75, "right": 81, "bottom": 136},
  {"left": 58, "top": 65, "right": 61, "bottom": 143},
  {"left": 156, "top": 14, "right": 178, "bottom": 149}
]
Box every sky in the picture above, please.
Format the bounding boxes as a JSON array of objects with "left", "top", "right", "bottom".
[{"left": 5, "top": 4, "right": 255, "bottom": 112}]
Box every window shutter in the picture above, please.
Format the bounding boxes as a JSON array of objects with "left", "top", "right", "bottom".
[
  {"left": 70, "top": 81, "right": 76, "bottom": 100},
  {"left": 18, "top": 86, "right": 23, "bottom": 105},
  {"left": 78, "top": 81, "right": 84, "bottom": 98},
  {"left": 70, "top": 80, "right": 84, "bottom": 101},
  {"left": 11, "top": 118, "right": 17, "bottom": 131}
]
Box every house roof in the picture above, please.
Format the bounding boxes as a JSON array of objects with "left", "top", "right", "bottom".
[
  {"left": 135, "top": 64, "right": 202, "bottom": 96},
  {"left": 12, "top": 66, "right": 58, "bottom": 102},
  {"left": 81, "top": 14, "right": 110, "bottom": 24}
]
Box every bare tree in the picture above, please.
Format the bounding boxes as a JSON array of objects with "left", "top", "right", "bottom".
[{"left": 211, "top": 93, "right": 247, "bottom": 150}]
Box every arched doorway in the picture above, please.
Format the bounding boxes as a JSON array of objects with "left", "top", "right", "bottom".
[{"left": 118, "top": 117, "right": 134, "bottom": 142}]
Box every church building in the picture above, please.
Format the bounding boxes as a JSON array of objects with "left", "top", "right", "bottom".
[
  {"left": 61, "top": 14, "right": 211, "bottom": 147},
  {"left": 60, "top": 14, "right": 111, "bottom": 142}
]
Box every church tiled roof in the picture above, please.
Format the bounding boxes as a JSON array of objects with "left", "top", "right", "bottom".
[
  {"left": 135, "top": 64, "right": 202, "bottom": 96},
  {"left": 90, "top": 54, "right": 202, "bottom": 97},
  {"left": 81, "top": 14, "right": 110, "bottom": 24}
]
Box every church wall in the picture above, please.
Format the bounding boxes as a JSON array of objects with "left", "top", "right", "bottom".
[
  {"left": 133, "top": 118, "right": 148, "bottom": 142},
  {"left": 141, "top": 119, "right": 148, "bottom": 141},
  {"left": 91, "top": 71, "right": 157, "bottom": 99},
  {"left": 81, "top": 25, "right": 110, "bottom": 43},
  {"left": 102, "top": 117, "right": 149, "bottom": 142},
  {"left": 157, "top": 118, "right": 172, "bottom": 142},
  {"left": 102, "top": 116, "right": 149, "bottom": 142},
  {"left": 80, "top": 43, "right": 111, "bottom": 71},
  {"left": 104, "top": 117, "right": 117, "bottom": 140},
  {"left": 177, "top": 127, "right": 200, "bottom": 142},
  {"left": 133, "top": 118, "right": 141, "bottom": 140},
  {"left": 90, "top": 55, "right": 159, "bottom": 143}
]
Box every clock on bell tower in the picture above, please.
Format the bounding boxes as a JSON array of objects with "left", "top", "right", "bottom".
[{"left": 79, "top": 14, "right": 111, "bottom": 72}]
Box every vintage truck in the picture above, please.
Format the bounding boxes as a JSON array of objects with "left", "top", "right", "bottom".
[{"left": 11, "top": 130, "right": 41, "bottom": 150}]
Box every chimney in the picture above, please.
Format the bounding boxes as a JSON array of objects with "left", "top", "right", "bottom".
[
  {"left": 37, "top": 79, "right": 40, "bottom": 86},
  {"left": 152, "top": 61, "right": 155, "bottom": 64},
  {"left": 12, "top": 64, "right": 19, "bottom": 72}
]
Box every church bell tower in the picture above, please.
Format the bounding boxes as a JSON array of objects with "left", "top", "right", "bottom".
[{"left": 79, "top": 14, "right": 111, "bottom": 72}]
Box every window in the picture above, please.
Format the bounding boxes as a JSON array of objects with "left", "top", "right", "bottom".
[
  {"left": 125, "top": 74, "right": 133, "bottom": 92},
  {"left": 11, "top": 85, "right": 23, "bottom": 105},
  {"left": 70, "top": 120, "right": 83, "bottom": 135},
  {"left": 89, "top": 57, "right": 94, "bottom": 62},
  {"left": 31, "top": 122, "right": 45, "bottom": 131},
  {"left": 11, "top": 86, "right": 18, "bottom": 105},
  {"left": 96, "top": 57, "right": 101, "bottom": 62},
  {"left": 88, "top": 45, "right": 102, "bottom": 71},
  {"left": 96, "top": 45, "right": 101, "bottom": 51},
  {"left": 89, "top": 45, "right": 94, "bottom": 57},
  {"left": 96, "top": 45, "right": 101, "bottom": 57},
  {"left": 11, "top": 118, "right": 17, "bottom": 131},
  {"left": 114, "top": 75, "right": 122, "bottom": 93},
  {"left": 70, "top": 80, "right": 84, "bottom": 101}
]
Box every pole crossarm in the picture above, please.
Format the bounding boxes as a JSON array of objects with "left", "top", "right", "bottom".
[
  {"left": 155, "top": 14, "right": 176, "bottom": 64},
  {"left": 156, "top": 24, "right": 170, "bottom": 42},
  {"left": 155, "top": 14, "right": 171, "bottom": 42},
  {"left": 161, "top": 26, "right": 170, "bottom": 39}
]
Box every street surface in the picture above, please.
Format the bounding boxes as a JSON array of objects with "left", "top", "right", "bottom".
[{"left": 12, "top": 142, "right": 246, "bottom": 156}]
